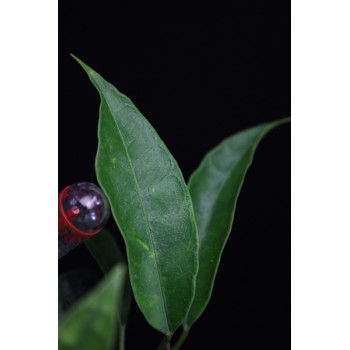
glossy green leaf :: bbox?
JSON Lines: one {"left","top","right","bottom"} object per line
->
{"left": 184, "top": 118, "right": 290, "bottom": 328}
{"left": 72, "top": 55, "right": 198, "bottom": 335}
{"left": 58, "top": 264, "right": 127, "bottom": 350}
{"left": 58, "top": 268, "right": 100, "bottom": 320}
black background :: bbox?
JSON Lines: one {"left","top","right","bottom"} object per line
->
{"left": 59, "top": 1, "right": 290, "bottom": 349}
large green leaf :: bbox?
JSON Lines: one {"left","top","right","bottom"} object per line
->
{"left": 58, "top": 264, "right": 127, "bottom": 350}
{"left": 72, "top": 55, "right": 198, "bottom": 335}
{"left": 184, "top": 118, "right": 290, "bottom": 328}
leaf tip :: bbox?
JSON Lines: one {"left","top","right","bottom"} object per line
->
{"left": 70, "top": 53, "right": 93, "bottom": 75}
{"left": 279, "top": 116, "right": 291, "bottom": 125}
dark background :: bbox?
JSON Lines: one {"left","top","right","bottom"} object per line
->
{"left": 59, "top": 1, "right": 290, "bottom": 349}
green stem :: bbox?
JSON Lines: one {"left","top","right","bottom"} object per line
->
{"left": 172, "top": 327, "right": 190, "bottom": 350}
{"left": 119, "top": 324, "right": 126, "bottom": 350}
{"left": 156, "top": 334, "right": 173, "bottom": 350}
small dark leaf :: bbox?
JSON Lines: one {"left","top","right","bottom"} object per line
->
{"left": 84, "top": 228, "right": 125, "bottom": 275}
{"left": 58, "top": 268, "right": 100, "bottom": 320}
{"left": 85, "top": 228, "right": 131, "bottom": 330}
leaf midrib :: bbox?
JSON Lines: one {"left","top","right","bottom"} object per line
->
{"left": 93, "top": 73, "right": 170, "bottom": 333}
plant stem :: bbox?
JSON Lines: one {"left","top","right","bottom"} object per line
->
{"left": 156, "top": 334, "right": 172, "bottom": 350}
{"left": 119, "top": 324, "right": 126, "bottom": 350}
{"left": 172, "top": 327, "right": 190, "bottom": 350}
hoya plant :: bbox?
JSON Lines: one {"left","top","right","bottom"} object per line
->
{"left": 58, "top": 55, "right": 290, "bottom": 350}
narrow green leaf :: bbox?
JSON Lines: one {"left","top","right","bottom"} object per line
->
{"left": 184, "top": 118, "right": 290, "bottom": 328}
{"left": 58, "top": 268, "right": 100, "bottom": 319}
{"left": 72, "top": 55, "right": 199, "bottom": 335}
{"left": 58, "top": 264, "right": 127, "bottom": 350}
